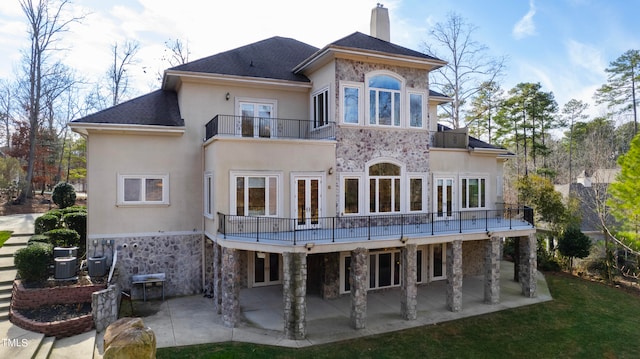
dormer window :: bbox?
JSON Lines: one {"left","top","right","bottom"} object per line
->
{"left": 368, "top": 74, "right": 401, "bottom": 127}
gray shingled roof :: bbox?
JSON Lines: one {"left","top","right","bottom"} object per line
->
{"left": 328, "top": 32, "right": 443, "bottom": 62}
{"left": 71, "top": 90, "right": 183, "bottom": 126}
{"left": 170, "top": 36, "right": 318, "bottom": 82}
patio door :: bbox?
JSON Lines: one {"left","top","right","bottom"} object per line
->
{"left": 252, "top": 252, "right": 281, "bottom": 287}
{"left": 435, "top": 177, "right": 455, "bottom": 219}
{"left": 294, "top": 176, "right": 321, "bottom": 230}
{"left": 430, "top": 243, "right": 446, "bottom": 280}
{"left": 239, "top": 102, "right": 273, "bottom": 138}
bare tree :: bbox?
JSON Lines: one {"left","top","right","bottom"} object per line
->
{"left": 16, "top": 0, "right": 83, "bottom": 202}
{"left": 561, "top": 99, "right": 589, "bottom": 186}
{"left": 108, "top": 40, "right": 140, "bottom": 106}
{"left": 423, "top": 12, "right": 507, "bottom": 129}
{"left": 0, "top": 79, "right": 15, "bottom": 148}
{"left": 163, "top": 38, "right": 190, "bottom": 67}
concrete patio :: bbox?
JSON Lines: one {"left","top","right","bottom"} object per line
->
{"left": 108, "top": 261, "right": 552, "bottom": 351}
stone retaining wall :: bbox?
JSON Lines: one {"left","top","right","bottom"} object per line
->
{"left": 10, "top": 280, "right": 105, "bottom": 338}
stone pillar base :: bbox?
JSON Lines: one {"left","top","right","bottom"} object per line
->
{"left": 283, "top": 252, "right": 307, "bottom": 340}
{"left": 446, "top": 240, "right": 463, "bottom": 312}
{"left": 401, "top": 244, "right": 417, "bottom": 320}
{"left": 350, "top": 248, "right": 368, "bottom": 329}
{"left": 484, "top": 237, "right": 501, "bottom": 304}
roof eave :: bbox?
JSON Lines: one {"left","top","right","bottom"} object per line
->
{"left": 69, "top": 122, "right": 185, "bottom": 137}
{"left": 164, "top": 70, "right": 312, "bottom": 91}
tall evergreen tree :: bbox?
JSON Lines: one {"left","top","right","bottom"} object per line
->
{"left": 608, "top": 133, "right": 640, "bottom": 236}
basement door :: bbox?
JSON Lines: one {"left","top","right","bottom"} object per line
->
{"left": 293, "top": 176, "right": 322, "bottom": 230}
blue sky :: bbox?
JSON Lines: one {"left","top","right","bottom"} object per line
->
{"left": 0, "top": 0, "right": 638, "bottom": 125}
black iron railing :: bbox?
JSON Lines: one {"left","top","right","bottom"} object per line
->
{"left": 217, "top": 207, "right": 534, "bottom": 245}
{"left": 205, "top": 115, "right": 335, "bottom": 141}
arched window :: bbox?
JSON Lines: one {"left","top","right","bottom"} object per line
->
{"left": 368, "top": 75, "right": 401, "bottom": 127}
{"left": 368, "top": 162, "right": 401, "bottom": 213}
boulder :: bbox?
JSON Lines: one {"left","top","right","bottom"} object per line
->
{"left": 104, "top": 317, "right": 156, "bottom": 359}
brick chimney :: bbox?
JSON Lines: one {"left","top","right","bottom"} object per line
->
{"left": 370, "top": 3, "right": 390, "bottom": 42}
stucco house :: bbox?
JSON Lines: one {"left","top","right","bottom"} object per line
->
{"left": 70, "top": 5, "right": 537, "bottom": 339}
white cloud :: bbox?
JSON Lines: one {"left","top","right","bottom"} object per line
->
{"left": 512, "top": 0, "right": 536, "bottom": 39}
{"left": 566, "top": 39, "right": 607, "bottom": 79}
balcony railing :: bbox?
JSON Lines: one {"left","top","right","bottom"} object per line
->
{"left": 205, "top": 115, "right": 335, "bottom": 141}
{"left": 217, "top": 207, "right": 534, "bottom": 245}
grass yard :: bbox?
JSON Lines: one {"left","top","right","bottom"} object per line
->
{"left": 0, "top": 230, "right": 12, "bottom": 247}
{"left": 157, "top": 273, "right": 640, "bottom": 359}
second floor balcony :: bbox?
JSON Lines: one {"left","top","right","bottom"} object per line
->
{"left": 205, "top": 115, "right": 336, "bottom": 142}
{"left": 217, "top": 207, "right": 535, "bottom": 246}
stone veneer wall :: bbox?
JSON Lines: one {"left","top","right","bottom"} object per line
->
{"left": 333, "top": 59, "right": 431, "bottom": 214}
{"left": 88, "top": 233, "right": 203, "bottom": 300}
{"left": 203, "top": 239, "right": 214, "bottom": 296}
{"left": 322, "top": 252, "right": 340, "bottom": 299}
{"left": 92, "top": 283, "right": 122, "bottom": 332}
{"left": 462, "top": 240, "right": 486, "bottom": 277}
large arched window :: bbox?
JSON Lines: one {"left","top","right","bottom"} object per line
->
{"left": 368, "top": 75, "right": 401, "bottom": 127}
{"left": 368, "top": 162, "right": 401, "bottom": 213}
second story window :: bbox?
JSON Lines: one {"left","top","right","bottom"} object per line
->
{"left": 312, "top": 88, "right": 329, "bottom": 128}
{"left": 368, "top": 75, "right": 401, "bottom": 127}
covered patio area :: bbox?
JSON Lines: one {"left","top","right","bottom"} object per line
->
{"left": 118, "top": 261, "right": 552, "bottom": 349}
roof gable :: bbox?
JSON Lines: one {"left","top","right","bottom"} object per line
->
{"left": 170, "top": 36, "right": 318, "bottom": 82}
{"left": 329, "top": 32, "right": 441, "bottom": 61}
{"left": 71, "top": 90, "right": 183, "bottom": 127}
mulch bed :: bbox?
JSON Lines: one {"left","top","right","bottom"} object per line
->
{"left": 16, "top": 303, "right": 92, "bottom": 323}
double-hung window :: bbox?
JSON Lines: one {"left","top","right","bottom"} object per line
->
{"left": 408, "top": 175, "right": 425, "bottom": 212}
{"left": 340, "top": 82, "right": 363, "bottom": 125}
{"left": 408, "top": 91, "right": 425, "bottom": 128}
{"left": 461, "top": 177, "right": 487, "bottom": 209}
{"left": 232, "top": 173, "right": 280, "bottom": 216}
{"left": 204, "top": 172, "right": 213, "bottom": 218}
{"left": 368, "top": 75, "right": 401, "bottom": 127}
{"left": 312, "top": 88, "right": 329, "bottom": 128}
{"left": 341, "top": 175, "right": 363, "bottom": 215}
{"left": 118, "top": 174, "right": 169, "bottom": 206}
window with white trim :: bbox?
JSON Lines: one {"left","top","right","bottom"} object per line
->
{"left": 461, "top": 177, "right": 487, "bottom": 209}
{"left": 408, "top": 175, "right": 424, "bottom": 212}
{"left": 368, "top": 74, "right": 401, "bottom": 127}
{"left": 118, "top": 174, "right": 169, "bottom": 205}
{"left": 312, "top": 88, "right": 329, "bottom": 128}
{"left": 340, "top": 82, "right": 363, "bottom": 125}
{"left": 231, "top": 173, "right": 280, "bottom": 216}
{"left": 204, "top": 172, "right": 213, "bottom": 217}
{"left": 408, "top": 91, "right": 425, "bottom": 128}
{"left": 341, "top": 174, "right": 363, "bottom": 215}
{"left": 368, "top": 162, "right": 401, "bottom": 213}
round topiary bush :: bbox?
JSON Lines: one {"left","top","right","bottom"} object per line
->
{"left": 27, "top": 234, "right": 50, "bottom": 246}
{"left": 61, "top": 205, "right": 87, "bottom": 215}
{"left": 34, "top": 214, "right": 60, "bottom": 235}
{"left": 45, "top": 228, "right": 80, "bottom": 249}
{"left": 14, "top": 242, "right": 53, "bottom": 283}
{"left": 52, "top": 182, "right": 76, "bottom": 209}
{"left": 45, "top": 209, "right": 64, "bottom": 219}
{"left": 63, "top": 212, "right": 87, "bottom": 255}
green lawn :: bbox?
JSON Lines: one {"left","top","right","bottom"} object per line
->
{"left": 157, "top": 273, "right": 640, "bottom": 359}
{"left": 0, "top": 231, "right": 12, "bottom": 247}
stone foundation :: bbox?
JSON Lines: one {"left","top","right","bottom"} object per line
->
{"left": 322, "top": 252, "right": 340, "bottom": 299}
{"left": 88, "top": 233, "right": 204, "bottom": 300}
{"left": 400, "top": 244, "right": 417, "bottom": 320}
{"left": 484, "top": 237, "right": 501, "bottom": 304}
{"left": 519, "top": 234, "right": 537, "bottom": 298}
{"left": 221, "top": 247, "right": 240, "bottom": 327}
{"left": 462, "top": 240, "right": 485, "bottom": 276}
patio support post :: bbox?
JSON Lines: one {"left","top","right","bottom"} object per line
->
{"left": 350, "top": 247, "right": 368, "bottom": 329}
{"left": 484, "top": 236, "right": 501, "bottom": 304}
{"left": 221, "top": 247, "right": 241, "bottom": 327}
{"left": 213, "top": 242, "right": 222, "bottom": 314}
{"left": 446, "top": 239, "right": 463, "bottom": 312}
{"left": 400, "top": 243, "right": 417, "bottom": 320}
{"left": 283, "top": 252, "right": 307, "bottom": 340}
{"left": 519, "top": 233, "right": 537, "bottom": 298}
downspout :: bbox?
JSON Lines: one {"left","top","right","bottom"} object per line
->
{"left": 202, "top": 141, "right": 206, "bottom": 292}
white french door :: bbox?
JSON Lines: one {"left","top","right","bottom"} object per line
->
{"left": 293, "top": 176, "right": 322, "bottom": 230}
{"left": 239, "top": 102, "right": 274, "bottom": 138}
{"left": 435, "top": 177, "right": 455, "bottom": 219}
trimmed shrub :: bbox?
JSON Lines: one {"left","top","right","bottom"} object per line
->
{"left": 14, "top": 242, "right": 53, "bottom": 283}
{"left": 45, "top": 228, "right": 80, "bottom": 249}
{"left": 34, "top": 214, "right": 60, "bottom": 235}
{"left": 52, "top": 182, "right": 76, "bottom": 209}
{"left": 63, "top": 212, "right": 87, "bottom": 255}
{"left": 61, "top": 205, "right": 87, "bottom": 215}
{"left": 45, "top": 209, "right": 64, "bottom": 219}
{"left": 27, "top": 234, "right": 50, "bottom": 246}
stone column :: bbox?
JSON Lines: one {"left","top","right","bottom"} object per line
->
{"left": 283, "top": 252, "right": 307, "bottom": 340}
{"left": 519, "top": 234, "right": 537, "bottom": 298}
{"left": 446, "top": 240, "right": 463, "bottom": 312}
{"left": 213, "top": 242, "right": 222, "bottom": 314}
{"left": 221, "top": 247, "right": 240, "bottom": 327}
{"left": 350, "top": 247, "right": 368, "bottom": 329}
{"left": 400, "top": 244, "right": 417, "bottom": 320}
{"left": 322, "top": 252, "right": 340, "bottom": 299}
{"left": 484, "top": 237, "right": 501, "bottom": 304}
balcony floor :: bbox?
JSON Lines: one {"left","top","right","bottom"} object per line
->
{"left": 218, "top": 217, "right": 535, "bottom": 247}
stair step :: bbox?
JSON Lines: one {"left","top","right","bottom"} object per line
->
{"left": 49, "top": 329, "right": 96, "bottom": 359}
{"left": 0, "top": 283, "right": 12, "bottom": 294}
{"left": 0, "top": 309, "right": 7, "bottom": 321}
{"left": 33, "top": 336, "right": 56, "bottom": 359}
{"left": 0, "top": 256, "right": 15, "bottom": 270}
{"left": 0, "top": 302, "right": 8, "bottom": 312}
{"left": 0, "top": 269, "right": 17, "bottom": 284}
